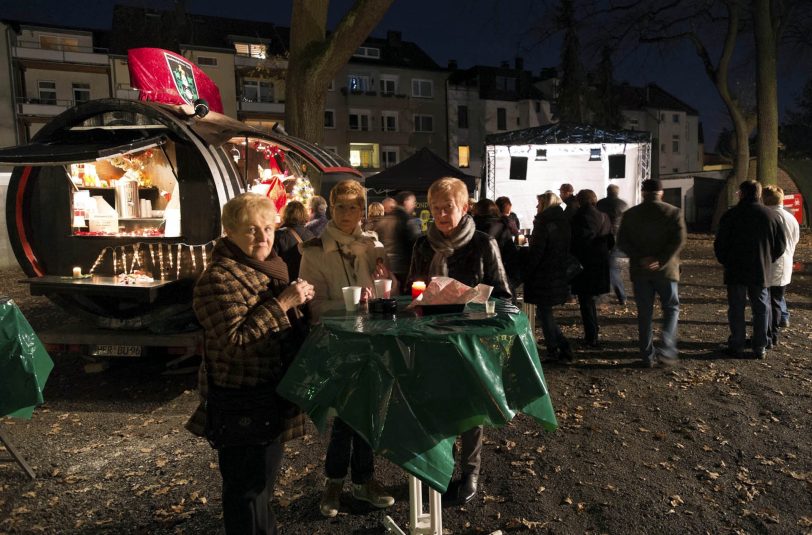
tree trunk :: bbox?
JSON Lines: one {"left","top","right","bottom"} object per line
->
{"left": 286, "top": 0, "right": 394, "bottom": 143}
{"left": 754, "top": 0, "right": 779, "bottom": 185}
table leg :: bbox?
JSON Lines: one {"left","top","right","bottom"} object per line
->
{"left": 383, "top": 474, "right": 443, "bottom": 535}
{"left": 0, "top": 426, "right": 36, "bottom": 479}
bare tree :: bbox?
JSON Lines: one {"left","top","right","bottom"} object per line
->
{"left": 285, "top": 0, "right": 394, "bottom": 143}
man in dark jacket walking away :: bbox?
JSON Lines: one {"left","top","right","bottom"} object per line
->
{"left": 617, "top": 180, "right": 686, "bottom": 367}
{"left": 379, "top": 191, "right": 423, "bottom": 290}
{"left": 714, "top": 180, "right": 786, "bottom": 359}
{"left": 597, "top": 184, "right": 629, "bottom": 305}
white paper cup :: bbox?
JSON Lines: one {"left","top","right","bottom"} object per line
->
{"left": 374, "top": 278, "right": 392, "bottom": 299}
{"left": 342, "top": 286, "right": 362, "bottom": 311}
{"left": 485, "top": 299, "right": 496, "bottom": 314}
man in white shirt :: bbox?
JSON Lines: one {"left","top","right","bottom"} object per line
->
{"left": 762, "top": 186, "right": 800, "bottom": 345}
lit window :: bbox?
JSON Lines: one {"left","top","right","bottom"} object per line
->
{"left": 72, "top": 83, "right": 90, "bottom": 105}
{"left": 535, "top": 149, "right": 547, "bottom": 161}
{"left": 413, "top": 114, "right": 433, "bottom": 133}
{"left": 589, "top": 148, "right": 601, "bottom": 161}
{"left": 324, "top": 110, "right": 335, "bottom": 129}
{"left": 411, "top": 79, "right": 433, "bottom": 98}
{"left": 39, "top": 35, "right": 79, "bottom": 52}
{"left": 458, "top": 146, "right": 470, "bottom": 168}
{"left": 349, "top": 143, "right": 379, "bottom": 168}
{"left": 234, "top": 42, "right": 267, "bottom": 59}
{"left": 347, "top": 75, "right": 371, "bottom": 93}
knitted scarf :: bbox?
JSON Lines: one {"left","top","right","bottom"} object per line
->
{"left": 321, "top": 220, "right": 376, "bottom": 290}
{"left": 426, "top": 214, "right": 476, "bottom": 277}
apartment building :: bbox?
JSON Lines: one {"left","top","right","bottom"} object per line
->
{"left": 447, "top": 58, "right": 553, "bottom": 176}
{"left": 322, "top": 31, "right": 447, "bottom": 174}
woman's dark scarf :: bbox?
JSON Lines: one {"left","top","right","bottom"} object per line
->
{"left": 426, "top": 213, "right": 476, "bottom": 277}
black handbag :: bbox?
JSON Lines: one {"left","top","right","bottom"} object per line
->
{"left": 564, "top": 254, "right": 584, "bottom": 281}
{"left": 204, "top": 383, "right": 282, "bottom": 449}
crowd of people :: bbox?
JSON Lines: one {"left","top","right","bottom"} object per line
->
{"left": 187, "top": 175, "right": 801, "bottom": 534}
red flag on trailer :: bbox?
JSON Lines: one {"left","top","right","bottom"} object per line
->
{"left": 127, "top": 48, "right": 223, "bottom": 113}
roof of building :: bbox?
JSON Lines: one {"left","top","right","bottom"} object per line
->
{"left": 485, "top": 123, "right": 651, "bottom": 146}
{"left": 448, "top": 65, "right": 546, "bottom": 101}
{"left": 348, "top": 31, "right": 441, "bottom": 71}
{"left": 616, "top": 83, "right": 699, "bottom": 115}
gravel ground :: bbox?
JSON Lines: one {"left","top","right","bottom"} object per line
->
{"left": 1, "top": 233, "right": 811, "bottom": 534}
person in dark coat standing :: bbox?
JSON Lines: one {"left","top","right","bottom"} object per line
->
{"left": 305, "top": 195, "right": 329, "bottom": 238}
{"left": 380, "top": 191, "right": 423, "bottom": 291}
{"left": 570, "top": 189, "right": 613, "bottom": 347}
{"left": 714, "top": 180, "right": 786, "bottom": 359}
{"left": 596, "top": 184, "right": 629, "bottom": 305}
{"left": 617, "top": 180, "right": 686, "bottom": 367}
{"left": 559, "top": 183, "right": 578, "bottom": 219}
{"left": 274, "top": 200, "right": 315, "bottom": 280}
{"left": 522, "top": 191, "right": 574, "bottom": 361}
{"left": 407, "top": 177, "right": 512, "bottom": 508}
{"left": 495, "top": 196, "right": 521, "bottom": 236}
{"left": 473, "top": 198, "right": 519, "bottom": 289}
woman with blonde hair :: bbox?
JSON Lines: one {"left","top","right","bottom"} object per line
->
{"left": 363, "top": 201, "right": 385, "bottom": 235}
{"left": 406, "top": 177, "right": 511, "bottom": 507}
{"left": 299, "top": 179, "right": 397, "bottom": 518}
{"left": 523, "top": 191, "right": 574, "bottom": 360}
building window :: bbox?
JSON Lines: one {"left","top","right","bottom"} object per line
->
{"left": 535, "top": 101, "right": 541, "bottom": 113}
{"left": 324, "top": 109, "right": 335, "bottom": 129}
{"left": 381, "top": 111, "right": 398, "bottom": 132}
{"left": 327, "top": 79, "right": 335, "bottom": 91}
{"left": 672, "top": 134, "right": 680, "bottom": 153}
{"left": 458, "top": 146, "right": 470, "bottom": 168}
{"left": 379, "top": 75, "right": 398, "bottom": 95}
{"left": 411, "top": 79, "right": 433, "bottom": 98}
{"left": 381, "top": 146, "right": 399, "bottom": 168}
{"left": 458, "top": 105, "right": 469, "bottom": 129}
{"left": 353, "top": 46, "right": 381, "bottom": 59}
{"left": 628, "top": 118, "right": 639, "bottom": 128}
{"left": 589, "top": 148, "right": 602, "bottom": 161}
{"left": 38, "top": 81, "right": 57, "bottom": 104}
{"left": 497, "top": 108, "right": 507, "bottom": 130}
{"left": 72, "top": 83, "right": 90, "bottom": 105}
{"left": 242, "top": 79, "right": 273, "bottom": 102}
{"left": 325, "top": 146, "right": 338, "bottom": 154}
{"left": 234, "top": 42, "right": 267, "bottom": 59}
{"left": 535, "top": 149, "right": 547, "bottom": 161}
{"left": 673, "top": 113, "right": 680, "bottom": 123}
{"left": 413, "top": 114, "right": 434, "bottom": 133}
{"left": 349, "top": 109, "right": 371, "bottom": 131}
{"left": 196, "top": 56, "right": 218, "bottom": 67}
{"left": 39, "top": 35, "right": 79, "bottom": 52}
{"left": 495, "top": 76, "right": 516, "bottom": 92}
{"left": 661, "top": 143, "right": 666, "bottom": 153}
{"left": 347, "top": 75, "right": 371, "bottom": 93}
{"left": 349, "top": 143, "right": 379, "bottom": 169}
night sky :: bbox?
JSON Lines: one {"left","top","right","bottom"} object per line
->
{"left": 0, "top": 0, "right": 807, "bottom": 149}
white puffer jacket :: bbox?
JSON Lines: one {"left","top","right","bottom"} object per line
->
{"left": 768, "top": 206, "right": 800, "bottom": 287}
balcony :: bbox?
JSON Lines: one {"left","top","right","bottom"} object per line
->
{"left": 12, "top": 41, "right": 109, "bottom": 66}
{"left": 16, "top": 97, "right": 71, "bottom": 116}
{"left": 238, "top": 100, "right": 285, "bottom": 114}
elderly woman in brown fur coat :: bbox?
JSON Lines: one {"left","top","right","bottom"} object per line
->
{"left": 189, "top": 193, "right": 314, "bottom": 535}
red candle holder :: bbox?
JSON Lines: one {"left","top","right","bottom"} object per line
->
{"left": 411, "top": 281, "right": 426, "bottom": 299}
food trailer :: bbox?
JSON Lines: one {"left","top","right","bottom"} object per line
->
{"left": 0, "top": 98, "right": 360, "bottom": 359}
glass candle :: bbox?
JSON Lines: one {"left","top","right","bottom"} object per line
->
{"left": 411, "top": 281, "right": 426, "bottom": 299}
{"left": 72, "top": 266, "right": 82, "bottom": 278}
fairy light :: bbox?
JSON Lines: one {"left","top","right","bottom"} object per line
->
{"left": 201, "top": 244, "right": 208, "bottom": 268}
{"left": 190, "top": 244, "right": 197, "bottom": 271}
{"left": 112, "top": 248, "right": 118, "bottom": 276}
{"left": 176, "top": 243, "right": 182, "bottom": 279}
{"left": 158, "top": 244, "right": 165, "bottom": 280}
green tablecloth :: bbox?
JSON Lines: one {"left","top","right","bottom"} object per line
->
{"left": 277, "top": 299, "right": 557, "bottom": 492}
{"left": 0, "top": 298, "right": 53, "bottom": 419}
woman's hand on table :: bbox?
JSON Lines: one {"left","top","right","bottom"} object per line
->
{"left": 360, "top": 287, "right": 374, "bottom": 303}
{"left": 277, "top": 279, "right": 314, "bottom": 311}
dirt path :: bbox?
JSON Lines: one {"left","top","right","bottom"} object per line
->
{"left": 1, "top": 234, "right": 810, "bottom": 534}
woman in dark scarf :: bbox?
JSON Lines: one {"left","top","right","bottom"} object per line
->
{"left": 406, "top": 177, "right": 512, "bottom": 507}
{"left": 189, "top": 193, "right": 314, "bottom": 535}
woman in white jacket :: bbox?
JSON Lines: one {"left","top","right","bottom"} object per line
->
{"left": 299, "top": 179, "right": 397, "bottom": 518}
{"left": 763, "top": 186, "right": 800, "bottom": 345}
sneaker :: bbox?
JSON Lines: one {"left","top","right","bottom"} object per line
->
{"left": 352, "top": 479, "right": 394, "bottom": 508}
{"left": 319, "top": 479, "right": 343, "bottom": 518}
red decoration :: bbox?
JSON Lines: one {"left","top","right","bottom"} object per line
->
{"left": 260, "top": 175, "right": 287, "bottom": 213}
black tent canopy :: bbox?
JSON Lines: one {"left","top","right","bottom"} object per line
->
{"left": 364, "top": 147, "right": 477, "bottom": 195}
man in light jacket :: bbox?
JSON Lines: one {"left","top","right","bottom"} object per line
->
{"left": 762, "top": 185, "right": 800, "bottom": 345}
{"left": 617, "top": 179, "right": 686, "bottom": 367}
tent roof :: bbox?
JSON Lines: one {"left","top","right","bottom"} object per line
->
{"left": 365, "top": 147, "right": 477, "bottom": 194}
{"left": 485, "top": 123, "right": 651, "bottom": 146}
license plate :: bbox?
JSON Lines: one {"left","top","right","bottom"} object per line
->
{"left": 91, "top": 344, "right": 142, "bottom": 357}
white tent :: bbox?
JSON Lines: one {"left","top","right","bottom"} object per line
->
{"left": 484, "top": 125, "right": 652, "bottom": 230}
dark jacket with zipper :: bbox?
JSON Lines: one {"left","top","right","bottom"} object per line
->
{"left": 522, "top": 205, "right": 572, "bottom": 306}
